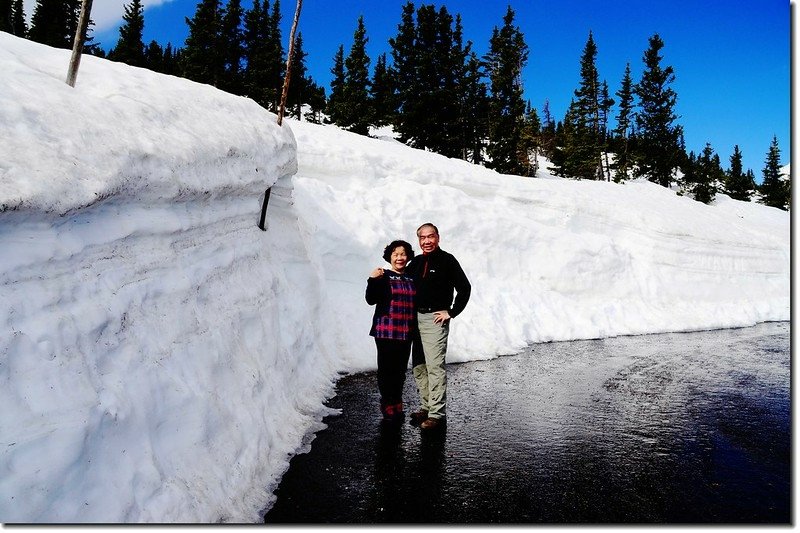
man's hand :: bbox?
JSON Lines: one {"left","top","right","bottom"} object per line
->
{"left": 433, "top": 310, "right": 451, "bottom": 325}
{"left": 370, "top": 267, "right": 385, "bottom": 278}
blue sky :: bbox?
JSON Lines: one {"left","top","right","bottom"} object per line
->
{"left": 89, "top": 0, "right": 790, "bottom": 177}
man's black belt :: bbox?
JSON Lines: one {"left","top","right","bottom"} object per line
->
{"left": 418, "top": 308, "right": 435, "bottom": 313}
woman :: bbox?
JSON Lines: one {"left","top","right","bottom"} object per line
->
{"left": 365, "top": 240, "right": 417, "bottom": 422}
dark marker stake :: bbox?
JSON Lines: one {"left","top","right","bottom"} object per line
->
{"left": 258, "top": 188, "right": 272, "bottom": 230}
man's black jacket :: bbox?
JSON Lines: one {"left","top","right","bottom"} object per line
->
{"left": 406, "top": 247, "right": 471, "bottom": 318}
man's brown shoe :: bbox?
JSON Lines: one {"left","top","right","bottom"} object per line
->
{"left": 420, "top": 417, "right": 444, "bottom": 430}
{"left": 409, "top": 410, "right": 428, "bottom": 426}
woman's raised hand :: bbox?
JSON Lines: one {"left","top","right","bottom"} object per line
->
{"left": 370, "top": 267, "right": 385, "bottom": 278}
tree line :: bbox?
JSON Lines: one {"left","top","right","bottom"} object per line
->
{"left": 3, "top": 0, "right": 789, "bottom": 210}
{"left": 4, "top": 0, "right": 326, "bottom": 118}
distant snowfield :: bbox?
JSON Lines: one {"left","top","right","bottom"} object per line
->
{"left": 0, "top": 34, "right": 790, "bottom": 523}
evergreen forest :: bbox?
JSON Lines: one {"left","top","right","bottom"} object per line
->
{"left": 3, "top": 0, "right": 790, "bottom": 209}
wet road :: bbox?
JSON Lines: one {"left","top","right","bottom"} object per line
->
{"left": 264, "top": 322, "right": 790, "bottom": 524}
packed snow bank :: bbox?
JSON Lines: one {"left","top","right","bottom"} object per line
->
{"left": 0, "top": 33, "right": 295, "bottom": 214}
{"left": 1, "top": 36, "right": 324, "bottom": 523}
{"left": 288, "top": 119, "right": 789, "bottom": 367}
{"left": 0, "top": 34, "right": 790, "bottom": 523}
{"left": 0, "top": 193, "right": 341, "bottom": 522}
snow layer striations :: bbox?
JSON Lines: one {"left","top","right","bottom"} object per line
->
{"left": 0, "top": 34, "right": 790, "bottom": 523}
{"left": 1, "top": 35, "right": 322, "bottom": 524}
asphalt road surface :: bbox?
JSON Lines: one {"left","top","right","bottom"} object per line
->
{"left": 264, "top": 322, "right": 790, "bottom": 524}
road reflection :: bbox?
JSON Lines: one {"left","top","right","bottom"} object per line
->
{"left": 265, "top": 322, "right": 789, "bottom": 524}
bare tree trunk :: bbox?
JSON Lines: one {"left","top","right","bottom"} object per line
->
{"left": 66, "top": 0, "right": 93, "bottom": 87}
{"left": 276, "top": 0, "right": 302, "bottom": 126}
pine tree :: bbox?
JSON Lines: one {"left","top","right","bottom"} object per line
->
{"left": 388, "top": 4, "right": 472, "bottom": 157}
{"left": 303, "top": 77, "right": 327, "bottom": 123}
{"left": 285, "top": 32, "right": 308, "bottom": 118}
{"left": 326, "top": 44, "right": 346, "bottom": 124}
{"left": 388, "top": 2, "right": 418, "bottom": 144}
{"left": 142, "top": 41, "right": 177, "bottom": 74}
{"left": 411, "top": 5, "right": 463, "bottom": 156}
{"left": 689, "top": 143, "right": 720, "bottom": 204}
{"left": 432, "top": 6, "right": 463, "bottom": 157}
{"left": 243, "top": 0, "right": 266, "bottom": 103}
{"left": 29, "top": 0, "right": 75, "bottom": 47}
{"left": 554, "top": 119, "right": 565, "bottom": 143}
{"left": 182, "top": 0, "right": 222, "bottom": 86}
{"left": 559, "top": 34, "right": 614, "bottom": 181}
{"left": 65, "top": 0, "right": 80, "bottom": 45}
{"left": 460, "top": 49, "right": 489, "bottom": 164}
{"left": 11, "top": 0, "right": 26, "bottom": 36}
{"left": 679, "top": 151, "right": 697, "bottom": 197}
{"left": 110, "top": 0, "right": 145, "bottom": 67}
{"left": 539, "top": 100, "right": 556, "bottom": 159}
{"left": 683, "top": 151, "right": 696, "bottom": 177}
{"left": 402, "top": 4, "right": 438, "bottom": 148}
{"left": 484, "top": 6, "right": 529, "bottom": 175}
{"left": 552, "top": 101, "right": 574, "bottom": 177}
{"left": 1, "top": 0, "right": 12, "bottom": 33}
{"left": 164, "top": 44, "right": 181, "bottom": 75}
{"left": 551, "top": 103, "right": 576, "bottom": 175}
{"left": 29, "top": 0, "right": 99, "bottom": 53}
{"left": 518, "top": 101, "right": 541, "bottom": 176}
{"left": 746, "top": 169, "right": 758, "bottom": 201}
{"left": 612, "top": 63, "right": 634, "bottom": 182}
{"left": 144, "top": 40, "right": 164, "bottom": 72}
{"left": 340, "top": 15, "right": 371, "bottom": 135}
{"left": 84, "top": 40, "right": 105, "bottom": 58}
{"left": 264, "top": 0, "right": 284, "bottom": 110}
{"left": 724, "top": 145, "right": 754, "bottom": 201}
{"left": 64, "top": 0, "right": 101, "bottom": 56}
{"left": 712, "top": 153, "right": 725, "bottom": 192}
{"left": 599, "top": 80, "right": 614, "bottom": 181}
{"left": 370, "top": 53, "right": 395, "bottom": 126}
{"left": 633, "top": 34, "right": 683, "bottom": 187}
{"left": 451, "top": 12, "right": 481, "bottom": 161}
{"left": 759, "top": 136, "right": 788, "bottom": 210}
{"left": 242, "top": 0, "right": 283, "bottom": 109}
{"left": 219, "top": 0, "right": 244, "bottom": 94}
{"left": 565, "top": 31, "right": 603, "bottom": 180}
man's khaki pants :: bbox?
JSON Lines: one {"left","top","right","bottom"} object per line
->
{"left": 411, "top": 311, "right": 449, "bottom": 420}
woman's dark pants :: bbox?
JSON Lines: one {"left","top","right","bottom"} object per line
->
{"left": 375, "top": 338, "right": 411, "bottom": 409}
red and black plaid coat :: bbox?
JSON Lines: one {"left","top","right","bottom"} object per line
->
{"left": 365, "top": 271, "right": 416, "bottom": 340}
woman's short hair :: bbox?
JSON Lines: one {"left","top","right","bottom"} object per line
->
{"left": 383, "top": 240, "right": 415, "bottom": 263}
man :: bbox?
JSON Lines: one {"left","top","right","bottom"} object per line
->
{"left": 407, "top": 223, "right": 471, "bottom": 430}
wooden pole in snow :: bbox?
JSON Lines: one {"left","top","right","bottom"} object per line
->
{"left": 260, "top": 0, "right": 300, "bottom": 230}
{"left": 66, "top": 0, "right": 93, "bottom": 87}
{"left": 276, "top": 0, "right": 302, "bottom": 126}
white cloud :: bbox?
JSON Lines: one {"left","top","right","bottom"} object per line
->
{"left": 22, "top": 0, "right": 177, "bottom": 32}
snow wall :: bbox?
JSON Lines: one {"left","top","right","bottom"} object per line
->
{"left": 287, "top": 120, "right": 790, "bottom": 371}
{"left": 0, "top": 34, "right": 790, "bottom": 522}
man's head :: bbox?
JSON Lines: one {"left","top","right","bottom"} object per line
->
{"left": 416, "top": 223, "right": 440, "bottom": 254}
